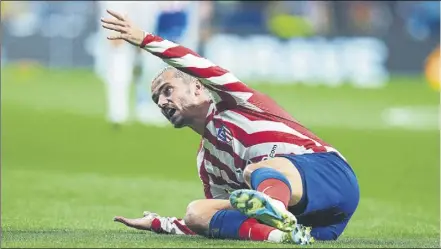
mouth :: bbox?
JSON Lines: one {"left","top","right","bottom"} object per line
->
{"left": 163, "top": 107, "right": 177, "bottom": 120}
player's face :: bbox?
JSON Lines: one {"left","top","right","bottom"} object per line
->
{"left": 151, "top": 72, "right": 203, "bottom": 128}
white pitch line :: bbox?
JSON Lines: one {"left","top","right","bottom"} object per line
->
{"left": 382, "top": 106, "right": 439, "bottom": 130}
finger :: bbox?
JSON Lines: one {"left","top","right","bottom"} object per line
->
{"left": 114, "top": 216, "right": 130, "bottom": 225}
{"left": 102, "top": 23, "right": 126, "bottom": 33}
{"left": 107, "top": 34, "right": 130, "bottom": 40}
{"left": 114, "top": 216, "right": 140, "bottom": 228}
{"left": 107, "top": 35, "right": 123, "bottom": 40}
{"left": 107, "top": 37, "right": 121, "bottom": 41}
{"left": 107, "top": 9, "right": 125, "bottom": 21}
{"left": 113, "top": 216, "right": 151, "bottom": 230}
{"left": 101, "top": 17, "right": 126, "bottom": 27}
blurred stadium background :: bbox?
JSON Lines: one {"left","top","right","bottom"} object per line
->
{"left": 1, "top": 1, "right": 440, "bottom": 247}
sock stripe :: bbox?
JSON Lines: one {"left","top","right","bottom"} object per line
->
{"left": 261, "top": 186, "right": 273, "bottom": 194}
{"left": 250, "top": 167, "right": 292, "bottom": 193}
{"left": 250, "top": 167, "right": 293, "bottom": 208}
{"left": 239, "top": 218, "right": 277, "bottom": 241}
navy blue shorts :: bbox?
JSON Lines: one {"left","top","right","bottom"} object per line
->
{"left": 279, "top": 152, "right": 360, "bottom": 240}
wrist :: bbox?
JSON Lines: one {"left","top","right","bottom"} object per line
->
{"left": 150, "top": 217, "right": 163, "bottom": 233}
{"left": 140, "top": 31, "right": 152, "bottom": 48}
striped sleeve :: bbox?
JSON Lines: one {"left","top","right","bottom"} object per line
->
{"left": 140, "top": 33, "right": 253, "bottom": 106}
{"left": 150, "top": 216, "right": 196, "bottom": 235}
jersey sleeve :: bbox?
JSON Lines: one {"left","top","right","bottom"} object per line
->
{"left": 140, "top": 33, "right": 255, "bottom": 108}
{"left": 150, "top": 216, "right": 196, "bottom": 235}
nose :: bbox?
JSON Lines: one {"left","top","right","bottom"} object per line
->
{"left": 157, "top": 95, "right": 168, "bottom": 108}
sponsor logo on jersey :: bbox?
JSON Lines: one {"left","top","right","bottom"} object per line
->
{"left": 245, "top": 145, "right": 278, "bottom": 165}
{"left": 269, "top": 144, "right": 278, "bottom": 158}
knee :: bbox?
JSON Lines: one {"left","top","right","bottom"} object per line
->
{"left": 183, "top": 200, "right": 206, "bottom": 235}
{"left": 243, "top": 162, "right": 292, "bottom": 189}
{"left": 184, "top": 200, "right": 200, "bottom": 228}
{"left": 243, "top": 157, "right": 294, "bottom": 186}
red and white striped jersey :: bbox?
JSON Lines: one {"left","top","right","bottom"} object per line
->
{"left": 141, "top": 34, "right": 344, "bottom": 200}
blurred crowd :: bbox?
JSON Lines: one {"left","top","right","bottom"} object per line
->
{"left": 1, "top": 1, "right": 439, "bottom": 84}
{"left": 1, "top": 1, "right": 439, "bottom": 127}
{"left": 1, "top": 1, "right": 439, "bottom": 39}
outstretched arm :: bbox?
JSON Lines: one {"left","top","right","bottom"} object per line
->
{"left": 114, "top": 211, "right": 196, "bottom": 235}
{"left": 139, "top": 34, "right": 246, "bottom": 93}
{"left": 101, "top": 9, "right": 255, "bottom": 108}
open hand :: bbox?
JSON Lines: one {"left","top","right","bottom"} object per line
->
{"left": 101, "top": 9, "right": 146, "bottom": 47}
{"left": 113, "top": 211, "right": 159, "bottom": 231}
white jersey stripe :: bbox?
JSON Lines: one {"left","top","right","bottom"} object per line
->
{"left": 204, "top": 159, "right": 241, "bottom": 186}
{"left": 145, "top": 40, "right": 179, "bottom": 53}
{"left": 165, "top": 54, "right": 216, "bottom": 69}
{"left": 207, "top": 183, "right": 231, "bottom": 200}
{"left": 247, "top": 142, "right": 315, "bottom": 161}
{"left": 207, "top": 90, "right": 223, "bottom": 104}
{"left": 196, "top": 145, "right": 205, "bottom": 176}
{"left": 202, "top": 138, "right": 237, "bottom": 174}
{"left": 325, "top": 146, "right": 346, "bottom": 161}
{"left": 206, "top": 103, "right": 215, "bottom": 118}
{"left": 203, "top": 72, "right": 241, "bottom": 86}
{"left": 222, "top": 110, "right": 322, "bottom": 146}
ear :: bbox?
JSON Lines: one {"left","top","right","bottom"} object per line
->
{"left": 194, "top": 80, "right": 204, "bottom": 96}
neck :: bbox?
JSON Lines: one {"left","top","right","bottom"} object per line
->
{"left": 188, "top": 100, "right": 211, "bottom": 136}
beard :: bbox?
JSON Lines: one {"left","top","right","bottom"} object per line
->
{"left": 169, "top": 110, "right": 187, "bottom": 128}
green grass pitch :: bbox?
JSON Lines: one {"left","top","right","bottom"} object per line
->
{"left": 1, "top": 65, "right": 439, "bottom": 248}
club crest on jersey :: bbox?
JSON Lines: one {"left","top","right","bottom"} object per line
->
{"left": 216, "top": 125, "right": 233, "bottom": 144}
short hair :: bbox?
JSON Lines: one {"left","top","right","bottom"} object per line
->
{"left": 152, "top": 66, "right": 197, "bottom": 85}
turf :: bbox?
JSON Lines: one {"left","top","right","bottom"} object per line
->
{"left": 1, "top": 65, "right": 439, "bottom": 248}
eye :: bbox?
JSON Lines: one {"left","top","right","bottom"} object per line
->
{"left": 164, "top": 86, "right": 173, "bottom": 97}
